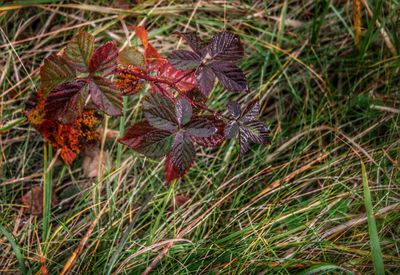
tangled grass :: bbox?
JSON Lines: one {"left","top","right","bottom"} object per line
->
{"left": 0, "top": 0, "right": 399, "bottom": 274}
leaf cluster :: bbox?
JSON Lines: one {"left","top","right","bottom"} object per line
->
{"left": 25, "top": 27, "right": 269, "bottom": 182}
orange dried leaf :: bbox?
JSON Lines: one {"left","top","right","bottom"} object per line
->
{"left": 27, "top": 108, "right": 100, "bottom": 165}
{"left": 115, "top": 66, "right": 145, "bottom": 95}
{"left": 132, "top": 26, "right": 162, "bottom": 63}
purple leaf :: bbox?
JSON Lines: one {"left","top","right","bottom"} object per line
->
{"left": 89, "top": 41, "right": 118, "bottom": 76}
{"left": 177, "top": 32, "right": 206, "bottom": 55}
{"left": 65, "top": 31, "right": 95, "bottom": 72}
{"left": 238, "top": 121, "right": 269, "bottom": 155}
{"left": 89, "top": 77, "right": 122, "bottom": 116}
{"left": 224, "top": 120, "right": 239, "bottom": 139}
{"left": 45, "top": 80, "right": 89, "bottom": 123}
{"left": 241, "top": 100, "right": 260, "bottom": 122}
{"left": 185, "top": 89, "right": 207, "bottom": 114}
{"left": 224, "top": 99, "right": 269, "bottom": 155}
{"left": 207, "top": 31, "right": 244, "bottom": 61}
{"left": 118, "top": 120, "right": 173, "bottom": 158}
{"left": 211, "top": 61, "right": 247, "bottom": 92}
{"left": 175, "top": 97, "right": 192, "bottom": 126}
{"left": 170, "top": 131, "right": 195, "bottom": 173}
{"left": 241, "top": 121, "right": 268, "bottom": 144}
{"left": 189, "top": 116, "right": 225, "bottom": 147}
{"left": 227, "top": 101, "right": 241, "bottom": 119}
{"left": 195, "top": 65, "right": 215, "bottom": 97}
{"left": 186, "top": 117, "right": 217, "bottom": 137}
{"left": 40, "top": 54, "right": 76, "bottom": 93}
{"left": 143, "top": 94, "right": 178, "bottom": 132}
{"left": 238, "top": 128, "right": 250, "bottom": 156}
{"left": 185, "top": 89, "right": 207, "bottom": 103}
{"left": 168, "top": 50, "right": 200, "bottom": 71}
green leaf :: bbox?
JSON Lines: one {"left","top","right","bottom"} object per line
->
{"left": 118, "top": 46, "right": 144, "bottom": 66}
{"left": 361, "top": 160, "right": 385, "bottom": 275}
{"left": 65, "top": 31, "right": 95, "bottom": 72}
{"left": 89, "top": 77, "right": 122, "bottom": 116}
{"left": 40, "top": 54, "right": 76, "bottom": 94}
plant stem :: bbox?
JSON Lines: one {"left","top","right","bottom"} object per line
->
{"left": 118, "top": 67, "right": 229, "bottom": 120}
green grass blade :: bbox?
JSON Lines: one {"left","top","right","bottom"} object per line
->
{"left": 300, "top": 263, "right": 353, "bottom": 275}
{"left": 42, "top": 143, "right": 53, "bottom": 243}
{"left": 0, "top": 117, "right": 26, "bottom": 133}
{"left": 106, "top": 193, "right": 155, "bottom": 275}
{"left": 361, "top": 160, "right": 385, "bottom": 275}
{"left": 0, "top": 225, "right": 29, "bottom": 274}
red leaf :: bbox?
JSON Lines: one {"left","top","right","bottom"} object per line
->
{"left": 165, "top": 150, "right": 193, "bottom": 183}
{"left": 161, "top": 61, "right": 197, "bottom": 93}
{"left": 224, "top": 120, "right": 239, "bottom": 139}
{"left": 170, "top": 132, "right": 195, "bottom": 173}
{"left": 143, "top": 93, "right": 178, "bottom": 132}
{"left": 44, "top": 80, "right": 89, "bottom": 123}
{"left": 165, "top": 132, "right": 196, "bottom": 183}
{"left": 131, "top": 26, "right": 196, "bottom": 95}
{"left": 224, "top": 100, "right": 269, "bottom": 155}
{"left": 165, "top": 153, "right": 181, "bottom": 183}
{"left": 89, "top": 41, "right": 118, "bottom": 76}
{"left": 186, "top": 117, "right": 216, "bottom": 138}
{"left": 149, "top": 59, "right": 197, "bottom": 95}
{"left": 227, "top": 101, "right": 241, "bottom": 119}
{"left": 118, "top": 120, "right": 173, "bottom": 158}
{"left": 241, "top": 100, "right": 260, "bottom": 122}
{"left": 89, "top": 77, "right": 122, "bottom": 116}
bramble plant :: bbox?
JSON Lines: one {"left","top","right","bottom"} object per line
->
{"left": 25, "top": 26, "right": 269, "bottom": 183}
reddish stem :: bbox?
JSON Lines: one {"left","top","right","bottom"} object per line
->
{"left": 118, "top": 67, "right": 228, "bottom": 120}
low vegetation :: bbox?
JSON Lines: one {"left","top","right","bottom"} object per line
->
{"left": 0, "top": 1, "right": 399, "bottom": 274}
